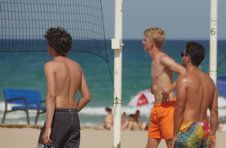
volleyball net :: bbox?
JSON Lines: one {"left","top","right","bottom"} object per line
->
{"left": 0, "top": 0, "right": 111, "bottom": 61}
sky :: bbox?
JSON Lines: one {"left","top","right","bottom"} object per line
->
{"left": 102, "top": 0, "right": 226, "bottom": 40}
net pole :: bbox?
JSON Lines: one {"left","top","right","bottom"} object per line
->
{"left": 209, "top": 0, "right": 218, "bottom": 84}
{"left": 111, "top": 0, "right": 123, "bottom": 147}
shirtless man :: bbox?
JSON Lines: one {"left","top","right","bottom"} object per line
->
{"left": 38, "top": 27, "right": 91, "bottom": 148}
{"left": 143, "top": 27, "right": 186, "bottom": 148}
{"left": 173, "top": 42, "right": 218, "bottom": 147}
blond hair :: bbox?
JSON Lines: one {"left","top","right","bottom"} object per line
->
{"left": 144, "top": 27, "right": 165, "bottom": 49}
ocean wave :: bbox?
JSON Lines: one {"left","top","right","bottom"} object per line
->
{"left": 79, "top": 105, "right": 152, "bottom": 116}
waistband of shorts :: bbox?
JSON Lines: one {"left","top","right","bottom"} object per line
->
{"left": 182, "top": 120, "right": 209, "bottom": 126}
{"left": 55, "top": 108, "right": 77, "bottom": 113}
{"left": 196, "top": 121, "right": 207, "bottom": 126}
{"left": 154, "top": 99, "right": 176, "bottom": 107}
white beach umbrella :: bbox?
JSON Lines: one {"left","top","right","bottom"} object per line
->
{"left": 128, "top": 89, "right": 155, "bottom": 107}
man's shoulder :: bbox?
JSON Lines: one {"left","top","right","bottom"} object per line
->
{"left": 158, "top": 53, "right": 169, "bottom": 60}
{"left": 44, "top": 60, "right": 58, "bottom": 68}
{"left": 69, "top": 59, "right": 82, "bottom": 70}
{"left": 44, "top": 60, "right": 55, "bottom": 67}
{"left": 201, "top": 72, "right": 215, "bottom": 86}
{"left": 177, "top": 73, "right": 190, "bottom": 85}
{"left": 178, "top": 73, "right": 188, "bottom": 80}
{"left": 181, "top": 71, "right": 200, "bottom": 81}
{"left": 43, "top": 61, "right": 57, "bottom": 73}
{"left": 185, "top": 71, "right": 215, "bottom": 86}
{"left": 158, "top": 53, "right": 175, "bottom": 64}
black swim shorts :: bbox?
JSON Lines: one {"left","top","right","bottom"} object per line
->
{"left": 38, "top": 108, "right": 80, "bottom": 148}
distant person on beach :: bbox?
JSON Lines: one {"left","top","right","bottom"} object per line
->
{"left": 127, "top": 114, "right": 141, "bottom": 130}
{"left": 121, "top": 112, "right": 129, "bottom": 130}
{"left": 134, "top": 110, "right": 142, "bottom": 129}
{"left": 103, "top": 107, "right": 113, "bottom": 130}
{"left": 134, "top": 110, "right": 149, "bottom": 131}
{"left": 38, "top": 27, "right": 91, "bottom": 148}
{"left": 173, "top": 42, "right": 218, "bottom": 147}
{"left": 143, "top": 27, "right": 186, "bottom": 148}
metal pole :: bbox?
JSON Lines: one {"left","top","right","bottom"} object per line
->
{"left": 209, "top": 0, "right": 218, "bottom": 84}
{"left": 111, "top": 0, "right": 123, "bottom": 147}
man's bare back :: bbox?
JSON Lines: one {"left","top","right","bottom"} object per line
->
{"left": 177, "top": 69, "right": 216, "bottom": 122}
{"left": 45, "top": 56, "right": 83, "bottom": 109}
{"left": 39, "top": 27, "right": 90, "bottom": 146}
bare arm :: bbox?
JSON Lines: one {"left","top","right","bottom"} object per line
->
{"left": 160, "top": 55, "right": 186, "bottom": 94}
{"left": 160, "top": 55, "right": 186, "bottom": 75}
{"left": 210, "top": 88, "right": 218, "bottom": 136}
{"left": 43, "top": 63, "right": 56, "bottom": 144}
{"left": 174, "top": 76, "right": 187, "bottom": 137}
{"left": 77, "top": 71, "right": 91, "bottom": 111}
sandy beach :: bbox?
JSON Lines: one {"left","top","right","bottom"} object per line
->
{"left": 0, "top": 125, "right": 226, "bottom": 148}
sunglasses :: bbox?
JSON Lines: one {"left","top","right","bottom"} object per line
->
{"left": 180, "top": 51, "right": 189, "bottom": 58}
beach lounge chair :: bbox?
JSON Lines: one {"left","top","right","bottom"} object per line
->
{"left": 2, "top": 88, "right": 46, "bottom": 125}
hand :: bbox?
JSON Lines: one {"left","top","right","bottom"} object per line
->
{"left": 161, "top": 88, "right": 170, "bottom": 100}
{"left": 42, "top": 127, "right": 52, "bottom": 145}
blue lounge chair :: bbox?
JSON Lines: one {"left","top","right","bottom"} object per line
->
{"left": 2, "top": 88, "right": 46, "bottom": 125}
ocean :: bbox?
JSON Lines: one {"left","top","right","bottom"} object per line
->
{"left": 0, "top": 39, "right": 226, "bottom": 125}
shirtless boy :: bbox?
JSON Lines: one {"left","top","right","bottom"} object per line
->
{"left": 38, "top": 27, "right": 91, "bottom": 148}
{"left": 143, "top": 27, "right": 186, "bottom": 148}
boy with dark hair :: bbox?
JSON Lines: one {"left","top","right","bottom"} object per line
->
{"left": 38, "top": 27, "right": 91, "bottom": 148}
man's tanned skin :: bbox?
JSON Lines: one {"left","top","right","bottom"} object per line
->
{"left": 143, "top": 27, "right": 185, "bottom": 148}
{"left": 173, "top": 42, "right": 218, "bottom": 148}
{"left": 38, "top": 27, "right": 90, "bottom": 147}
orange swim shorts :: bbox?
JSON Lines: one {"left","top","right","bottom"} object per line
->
{"left": 148, "top": 99, "right": 176, "bottom": 140}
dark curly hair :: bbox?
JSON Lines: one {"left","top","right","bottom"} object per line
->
{"left": 45, "top": 27, "right": 72, "bottom": 56}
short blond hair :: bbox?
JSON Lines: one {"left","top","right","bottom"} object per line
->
{"left": 144, "top": 27, "right": 165, "bottom": 49}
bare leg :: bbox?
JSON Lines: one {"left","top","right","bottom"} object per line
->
{"left": 165, "top": 139, "right": 173, "bottom": 148}
{"left": 146, "top": 138, "right": 161, "bottom": 148}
